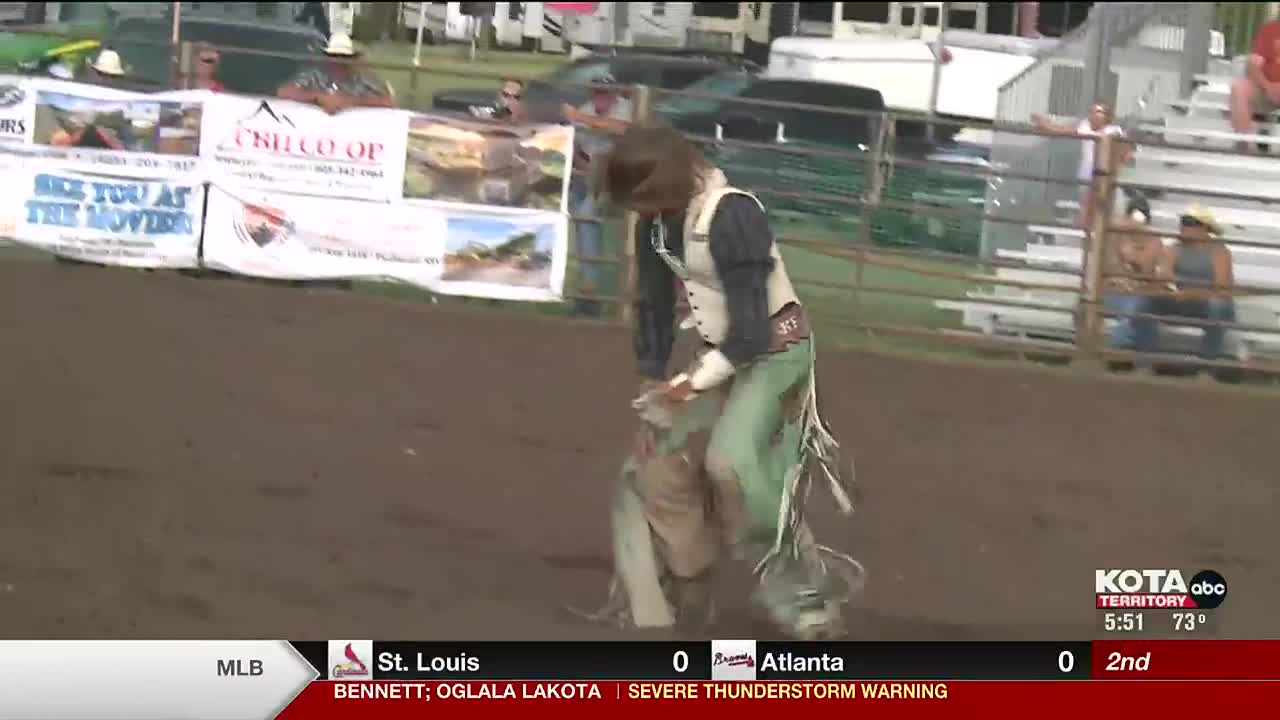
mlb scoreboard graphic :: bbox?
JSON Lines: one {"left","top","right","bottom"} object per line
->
{"left": 0, "top": 570, "right": 1252, "bottom": 717}
{"left": 0, "top": 637, "right": 1274, "bottom": 719}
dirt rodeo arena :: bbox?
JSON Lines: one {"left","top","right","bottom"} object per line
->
{"left": 0, "top": 260, "right": 1275, "bottom": 642}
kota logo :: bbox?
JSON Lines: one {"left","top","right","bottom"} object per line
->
{"left": 331, "top": 642, "right": 370, "bottom": 679}
{"left": 1095, "top": 569, "right": 1228, "bottom": 610}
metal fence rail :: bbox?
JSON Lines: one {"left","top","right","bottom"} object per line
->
{"left": 4, "top": 27, "right": 1280, "bottom": 382}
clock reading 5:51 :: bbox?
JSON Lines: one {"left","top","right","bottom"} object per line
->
{"left": 1104, "top": 612, "right": 1145, "bottom": 632}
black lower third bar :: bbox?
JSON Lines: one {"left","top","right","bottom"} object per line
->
{"left": 370, "top": 642, "right": 715, "bottom": 680}
{"left": 754, "top": 642, "right": 1093, "bottom": 680}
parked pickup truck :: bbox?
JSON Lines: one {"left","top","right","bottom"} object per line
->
{"left": 658, "top": 76, "right": 989, "bottom": 257}
{"left": 110, "top": 15, "right": 328, "bottom": 95}
{"left": 432, "top": 52, "right": 758, "bottom": 123}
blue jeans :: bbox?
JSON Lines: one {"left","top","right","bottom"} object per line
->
{"left": 570, "top": 179, "right": 605, "bottom": 317}
{"left": 1104, "top": 294, "right": 1235, "bottom": 359}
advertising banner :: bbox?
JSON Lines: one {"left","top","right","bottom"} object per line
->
{"left": 203, "top": 183, "right": 567, "bottom": 301}
{"left": 403, "top": 114, "right": 572, "bottom": 212}
{"left": 199, "top": 95, "right": 408, "bottom": 201}
{"left": 201, "top": 184, "right": 443, "bottom": 285}
{"left": 0, "top": 75, "right": 31, "bottom": 175}
{"left": 432, "top": 204, "right": 568, "bottom": 302}
{"left": 0, "top": 76, "right": 575, "bottom": 302}
{"left": 0, "top": 166, "right": 203, "bottom": 267}
{"left": 0, "top": 75, "right": 31, "bottom": 145}
{"left": 0, "top": 78, "right": 204, "bottom": 177}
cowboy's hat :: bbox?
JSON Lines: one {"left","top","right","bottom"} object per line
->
{"left": 90, "top": 49, "right": 125, "bottom": 76}
{"left": 1180, "top": 204, "right": 1221, "bottom": 236}
{"left": 324, "top": 33, "right": 358, "bottom": 57}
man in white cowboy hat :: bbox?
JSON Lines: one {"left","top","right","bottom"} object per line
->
{"left": 277, "top": 33, "right": 393, "bottom": 115}
{"left": 85, "top": 48, "right": 128, "bottom": 87}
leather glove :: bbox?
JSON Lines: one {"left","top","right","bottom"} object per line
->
{"left": 631, "top": 375, "right": 695, "bottom": 429}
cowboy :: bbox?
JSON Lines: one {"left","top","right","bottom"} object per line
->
{"left": 84, "top": 49, "right": 128, "bottom": 88}
{"left": 582, "top": 125, "right": 862, "bottom": 640}
{"left": 1106, "top": 204, "right": 1236, "bottom": 378}
{"left": 277, "top": 33, "right": 394, "bottom": 115}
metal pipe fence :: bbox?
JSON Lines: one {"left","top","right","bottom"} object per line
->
{"left": 4, "top": 27, "right": 1280, "bottom": 381}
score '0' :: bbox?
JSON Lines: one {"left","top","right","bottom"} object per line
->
{"left": 1058, "top": 650, "right": 1074, "bottom": 673}
{"left": 673, "top": 650, "right": 689, "bottom": 673}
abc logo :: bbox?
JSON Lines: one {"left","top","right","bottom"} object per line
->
{"left": 1189, "top": 570, "right": 1228, "bottom": 609}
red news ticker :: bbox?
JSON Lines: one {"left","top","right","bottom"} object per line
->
{"left": 276, "top": 680, "right": 1277, "bottom": 719}
{"left": 1091, "top": 640, "right": 1280, "bottom": 680}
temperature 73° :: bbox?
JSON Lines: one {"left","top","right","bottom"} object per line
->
{"left": 1172, "top": 612, "right": 1207, "bottom": 631}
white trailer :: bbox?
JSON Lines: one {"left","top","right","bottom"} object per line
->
{"left": 558, "top": 2, "right": 691, "bottom": 51}
{"left": 685, "top": 2, "right": 751, "bottom": 54}
{"left": 796, "top": 2, "right": 1001, "bottom": 40}
{"left": 400, "top": 2, "right": 475, "bottom": 44}
{"left": 630, "top": 2, "right": 692, "bottom": 50}
{"left": 492, "top": 2, "right": 526, "bottom": 47}
{"left": 0, "top": 2, "right": 27, "bottom": 24}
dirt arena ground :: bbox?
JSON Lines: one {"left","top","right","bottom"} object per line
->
{"left": 1, "top": 262, "right": 1276, "bottom": 641}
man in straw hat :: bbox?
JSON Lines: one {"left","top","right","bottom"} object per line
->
{"left": 1108, "top": 203, "right": 1236, "bottom": 376}
{"left": 277, "top": 33, "right": 393, "bottom": 115}
{"left": 84, "top": 48, "right": 128, "bottom": 88}
{"left": 573, "top": 124, "right": 863, "bottom": 639}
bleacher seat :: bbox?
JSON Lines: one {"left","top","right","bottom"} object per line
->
{"left": 938, "top": 61, "right": 1280, "bottom": 362}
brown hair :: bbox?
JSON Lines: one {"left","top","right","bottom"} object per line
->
{"left": 597, "top": 124, "right": 711, "bottom": 211}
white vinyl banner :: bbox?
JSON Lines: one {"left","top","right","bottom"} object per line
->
{"left": 0, "top": 75, "right": 573, "bottom": 302}
{"left": 203, "top": 184, "right": 569, "bottom": 301}
{"left": 423, "top": 201, "right": 569, "bottom": 302}
{"left": 0, "top": 77, "right": 203, "bottom": 177}
{"left": 0, "top": 75, "right": 32, "bottom": 147}
{"left": 0, "top": 166, "right": 203, "bottom": 268}
{"left": 202, "top": 183, "right": 445, "bottom": 284}
{"left": 199, "top": 95, "right": 408, "bottom": 201}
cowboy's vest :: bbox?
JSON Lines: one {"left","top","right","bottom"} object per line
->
{"left": 652, "top": 185, "right": 800, "bottom": 346}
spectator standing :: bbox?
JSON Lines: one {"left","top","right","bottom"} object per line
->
{"left": 192, "top": 48, "right": 225, "bottom": 92}
{"left": 487, "top": 78, "right": 528, "bottom": 122}
{"left": 1229, "top": 19, "right": 1280, "bottom": 150}
{"left": 1032, "top": 103, "right": 1130, "bottom": 229}
{"left": 560, "top": 75, "right": 633, "bottom": 317}
{"left": 297, "top": 1, "right": 332, "bottom": 38}
{"left": 277, "top": 34, "right": 393, "bottom": 115}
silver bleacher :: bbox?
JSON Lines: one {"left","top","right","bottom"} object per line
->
{"left": 938, "top": 63, "right": 1280, "bottom": 362}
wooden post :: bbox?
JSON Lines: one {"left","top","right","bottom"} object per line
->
{"left": 853, "top": 112, "right": 892, "bottom": 338}
{"left": 1076, "top": 132, "right": 1118, "bottom": 370}
{"left": 926, "top": 2, "right": 950, "bottom": 143}
{"left": 177, "top": 41, "right": 195, "bottom": 90}
{"left": 618, "top": 84, "right": 652, "bottom": 326}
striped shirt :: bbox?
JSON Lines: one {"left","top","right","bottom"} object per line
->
{"left": 284, "top": 65, "right": 386, "bottom": 97}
